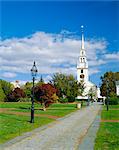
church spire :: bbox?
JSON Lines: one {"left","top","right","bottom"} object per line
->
{"left": 81, "top": 25, "right": 84, "bottom": 50}
{"left": 77, "top": 25, "right": 88, "bottom": 83}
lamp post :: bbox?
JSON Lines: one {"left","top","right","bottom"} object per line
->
{"left": 30, "top": 61, "right": 38, "bottom": 123}
{"left": 106, "top": 79, "right": 109, "bottom": 111}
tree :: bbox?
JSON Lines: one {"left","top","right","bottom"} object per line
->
{"left": 50, "top": 73, "right": 66, "bottom": 98}
{"left": 34, "top": 83, "right": 58, "bottom": 110}
{"left": 39, "top": 75, "right": 44, "bottom": 83}
{"left": 8, "top": 87, "right": 25, "bottom": 102}
{"left": 0, "top": 83, "right": 6, "bottom": 101}
{"left": 23, "top": 82, "right": 32, "bottom": 98}
{"left": 36, "top": 76, "right": 44, "bottom": 86}
{"left": 100, "top": 72, "right": 119, "bottom": 97}
{"left": 0, "top": 79, "right": 13, "bottom": 101}
{"left": 50, "top": 73, "right": 84, "bottom": 102}
{"left": 88, "top": 86, "right": 97, "bottom": 102}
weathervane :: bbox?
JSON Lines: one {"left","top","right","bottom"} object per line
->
{"left": 81, "top": 25, "right": 84, "bottom": 33}
{"left": 81, "top": 25, "right": 84, "bottom": 50}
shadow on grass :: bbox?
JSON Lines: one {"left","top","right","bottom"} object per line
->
{"left": 0, "top": 113, "right": 29, "bottom": 122}
{"left": 47, "top": 108, "right": 75, "bottom": 110}
{"left": 19, "top": 106, "right": 76, "bottom": 111}
{"left": 19, "top": 106, "right": 30, "bottom": 110}
{"left": 19, "top": 106, "right": 44, "bottom": 111}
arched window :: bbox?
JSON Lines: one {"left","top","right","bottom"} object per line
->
{"left": 83, "top": 58, "right": 85, "bottom": 62}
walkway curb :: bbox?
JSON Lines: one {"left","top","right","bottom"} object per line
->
{"left": 78, "top": 108, "right": 102, "bottom": 150}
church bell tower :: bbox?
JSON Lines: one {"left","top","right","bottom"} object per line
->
{"left": 77, "top": 26, "right": 88, "bottom": 83}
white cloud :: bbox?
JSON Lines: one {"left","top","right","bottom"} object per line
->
{"left": 89, "top": 59, "right": 106, "bottom": 67}
{"left": 105, "top": 52, "right": 119, "bottom": 60}
{"left": 0, "top": 31, "right": 117, "bottom": 79}
{"left": 89, "top": 69, "right": 100, "bottom": 75}
{"left": 2, "top": 72, "right": 17, "bottom": 78}
{"left": 43, "top": 75, "right": 53, "bottom": 83}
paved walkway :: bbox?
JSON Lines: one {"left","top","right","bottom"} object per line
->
{"left": 1, "top": 103, "right": 102, "bottom": 150}
{"left": 78, "top": 114, "right": 101, "bottom": 150}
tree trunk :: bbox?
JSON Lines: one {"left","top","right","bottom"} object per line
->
{"left": 43, "top": 105, "right": 46, "bottom": 111}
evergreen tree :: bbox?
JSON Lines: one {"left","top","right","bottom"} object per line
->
{"left": 36, "top": 76, "right": 44, "bottom": 86}
{"left": 100, "top": 72, "right": 119, "bottom": 97}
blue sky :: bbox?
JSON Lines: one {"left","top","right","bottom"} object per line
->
{"left": 0, "top": 1, "right": 119, "bottom": 86}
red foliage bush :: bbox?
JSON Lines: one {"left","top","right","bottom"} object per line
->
{"left": 8, "top": 87, "right": 25, "bottom": 102}
{"left": 34, "top": 83, "right": 57, "bottom": 108}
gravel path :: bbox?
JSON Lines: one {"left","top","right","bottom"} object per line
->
{"left": 1, "top": 103, "right": 102, "bottom": 150}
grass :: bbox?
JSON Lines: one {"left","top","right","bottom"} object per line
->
{"left": 101, "top": 110, "right": 119, "bottom": 120}
{"left": 0, "top": 102, "right": 78, "bottom": 144}
{"left": 94, "top": 105, "right": 119, "bottom": 150}
{"left": 0, "top": 102, "right": 35, "bottom": 108}
{"left": 0, "top": 114, "right": 53, "bottom": 144}
{"left": 95, "top": 122, "right": 119, "bottom": 150}
{"left": 9, "top": 103, "right": 77, "bottom": 117}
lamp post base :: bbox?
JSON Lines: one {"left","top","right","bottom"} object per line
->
{"left": 30, "top": 108, "right": 34, "bottom": 123}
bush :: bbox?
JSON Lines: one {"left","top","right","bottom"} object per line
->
{"left": 0, "top": 85, "right": 6, "bottom": 102}
{"left": 59, "top": 98, "right": 68, "bottom": 103}
{"left": 81, "top": 101, "right": 84, "bottom": 107}
{"left": 68, "top": 97, "right": 75, "bottom": 103}
{"left": 105, "top": 97, "right": 119, "bottom": 105}
{"left": 7, "top": 88, "right": 25, "bottom": 102}
{"left": 19, "top": 97, "right": 31, "bottom": 102}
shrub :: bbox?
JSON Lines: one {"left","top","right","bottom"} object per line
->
{"left": 19, "top": 97, "right": 31, "bottom": 102}
{"left": 68, "top": 97, "right": 75, "bottom": 102}
{"left": 81, "top": 101, "right": 84, "bottom": 107}
{"left": 59, "top": 98, "right": 68, "bottom": 103}
{"left": 7, "top": 88, "right": 25, "bottom": 102}
{"left": 105, "top": 97, "right": 119, "bottom": 105}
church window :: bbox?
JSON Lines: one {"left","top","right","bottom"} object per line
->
{"left": 81, "top": 69, "right": 83, "bottom": 73}
{"left": 80, "top": 58, "right": 82, "bottom": 62}
{"left": 83, "top": 58, "right": 85, "bottom": 62}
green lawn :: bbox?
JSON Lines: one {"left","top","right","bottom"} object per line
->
{"left": 101, "top": 110, "right": 119, "bottom": 120}
{"left": 0, "top": 114, "right": 53, "bottom": 144}
{"left": 94, "top": 105, "right": 119, "bottom": 150}
{"left": 0, "top": 102, "right": 35, "bottom": 108}
{"left": 10, "top": 103, "right": 77, "bottom": 117}
{"left": 0, "top": 102, "right": 77, "bottom": 144}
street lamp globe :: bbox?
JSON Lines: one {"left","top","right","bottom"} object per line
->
{"left": 31, "top": 61, "right": 38, "bottom": 78}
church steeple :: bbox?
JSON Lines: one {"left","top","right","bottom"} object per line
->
{"left": 77, "top": 25, "right": 88, "bottom": 83}
{"left": 80, "top": 26, "right": 86, "bottom": 57}
{"left": 81, "top": 25, "right": 84, "bottom": 50}
{"left": 76, "top": 26, "right": 96, "bottom": 100}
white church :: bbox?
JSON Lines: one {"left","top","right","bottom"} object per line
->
{"left": 77, "top": 26, "right": 97, "bottom": 100}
